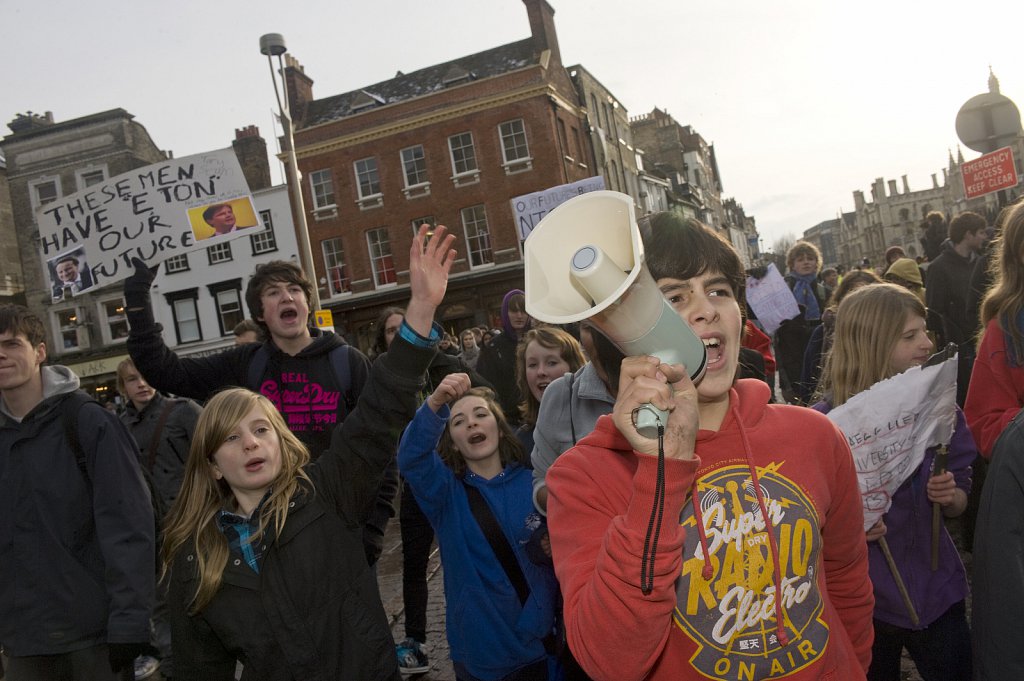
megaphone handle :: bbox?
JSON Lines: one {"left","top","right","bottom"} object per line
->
{"left": 634, "top": 404, "right": 668, "bottom": 440}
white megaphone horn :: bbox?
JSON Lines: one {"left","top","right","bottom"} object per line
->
{"left": 524, "top": 190, "right": 706, "bottom": 439}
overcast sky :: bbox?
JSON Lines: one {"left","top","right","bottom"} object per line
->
{"left": 4, "top": 0, "right": 1021, "bottom": 248}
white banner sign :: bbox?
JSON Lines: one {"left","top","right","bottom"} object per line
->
{"left": 744, "top": 263, "right": 799, "bottom": 336}
{"left": 511, "top": 176, "right": 606, "bottom": 241}
{"left": 826, "top": 352, "right": 958, "bottom": 531}
{"left": 37, "top": 148, "right": 256, "bottom": 297}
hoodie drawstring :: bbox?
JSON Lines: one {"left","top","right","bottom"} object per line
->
{"left": 735, "top": 405, "right": 790, "bottom": 647}
{"left": 640, "top": 424, "right": 666, "bottom": 595}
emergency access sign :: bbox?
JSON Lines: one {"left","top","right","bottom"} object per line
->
{"left": 962, "top": 146, "right": 1019, "bottom": 200}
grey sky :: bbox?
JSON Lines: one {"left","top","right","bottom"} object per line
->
{"left": 4, "top": 0, "right": 1020, "bottom": 249}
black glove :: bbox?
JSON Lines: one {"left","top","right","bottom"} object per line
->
{"left": 124, "top": 257, "right": 159, "bottom": 329}
{"left": 108, "top": 642, "right": 156, "bottom": 674}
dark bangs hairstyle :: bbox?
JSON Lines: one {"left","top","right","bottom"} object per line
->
{"left": 244, "top": 260, "right": 315, "bottom": 334}
{"left": 638, "top": 212, "right": 747, "bottom": 326}
{"left": 0, "top": 304, "right": 46, "bottom": 346}
{"left": 437, "top": 387, "right": 528, "bottom": 477}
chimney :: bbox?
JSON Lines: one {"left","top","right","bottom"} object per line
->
{"left": 931, "top": 173, "right": 939, "bottom": 189}
{"left": 283, "top": 54, "right": 314, "bottom": 125}
{"left": 7, "top": 110, "right": 55, "bottom": 133}
{"left": 232, "top": 125, "right": 272, "bottom": 191}
{"left": 523, "top": 0, "right": 561, "bottom": 66}
{"left": 870, "top": 178, "right": 885, "bottom": 202}
{"left": 902, "top": 175, "right": 910, "bottom": 193}
{"left": 854, "top": 190, "right": 865, "bottom": 211}
{"left": 888, "top": 179, "right": 898, "bottom": 197}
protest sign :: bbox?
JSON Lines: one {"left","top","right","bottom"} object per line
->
{"left": 744, "top": 263, "right": 799, "bottom": 335}
{"left": 826, "top": 350, "right": 958, "bottom": 531}
{"left": 511, "top": 176, "right": 605, "bottom": 241}
{"left": 37, "top": 148, "right": 256, "bottom": 295}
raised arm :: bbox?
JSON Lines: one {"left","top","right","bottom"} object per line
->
{"left": 124, "top": 258, "right": 247, "bottom": 399}
{"left": 398, "top": 373, "right": 471, "bottom": 515}
{"left": 405, "top": 223, "right": 456, "bottom": 337}
{"left": 314, "top": 225, "right": 455, "bottom": 519}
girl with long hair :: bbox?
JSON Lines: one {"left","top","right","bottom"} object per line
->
{"left": 398, "top": 374, "right": 560, "bottom": 681}
{"left": 514, "top": 326, "right": 586, "bottom": 453}
{"left": 965, "top": 199, "right": 1024, "bottom": 458}
{"left": 160, "top": 224, "right": 454, "bottom": 680}
{"left": 814, "top": 283, "right": 975, "bottom": 681}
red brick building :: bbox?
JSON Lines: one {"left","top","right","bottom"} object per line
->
{"left": 286, "top": 0, "right": 594, "bottom": 350}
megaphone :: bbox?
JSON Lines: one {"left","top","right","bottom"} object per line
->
{"left": 524, "top": 190, "right": 706, "bottom": 438}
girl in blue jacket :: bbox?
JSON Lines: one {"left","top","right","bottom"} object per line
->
{"left": 398, "top": 373, "right": 560, "bottom": 681}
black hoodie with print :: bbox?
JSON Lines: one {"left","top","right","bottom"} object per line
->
{"left": 125, "top": 324, "right": 402, "bottom": 563}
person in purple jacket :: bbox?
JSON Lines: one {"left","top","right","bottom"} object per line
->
{"left": 814, "top": 283, "right": 974, "bottom": 681}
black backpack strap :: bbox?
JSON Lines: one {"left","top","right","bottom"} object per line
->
{"left": 461, "top": 479, "right": 530, "bottom": 606}
{"left": 61, "top": 391, "right": 96, "bottom": 475}
{"left": 329, "top": 345, "right": 354, "bottom": 412}
{"left": 246, "top": 344, "right": 272, "bottom": 391}
{"left": 145, "top": 399, "right": 179, "bottom": 472}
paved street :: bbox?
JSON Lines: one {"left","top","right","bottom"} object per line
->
{"left": 377, "top": 513, "right": 455, "bottom": 681}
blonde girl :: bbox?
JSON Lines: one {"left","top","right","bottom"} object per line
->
{"left": 814, "top": 283, "right": 975, "bottom": 681}
{"left": 160, "top": 223, "right": 453, "bottom": 680}
{"left": 398, "top": 374, "right": 560, "bottom": 681}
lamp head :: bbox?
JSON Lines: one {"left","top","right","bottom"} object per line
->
{"left": 260, "top": 33, "right": 287, "bottom": 57}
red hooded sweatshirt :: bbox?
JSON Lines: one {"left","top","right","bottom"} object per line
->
{"left": 548, "top": 379, "right": 873, "bottom": 681}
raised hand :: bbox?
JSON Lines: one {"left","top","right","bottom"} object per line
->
{"left": 124, "top": 257, "right": 161, "bottom": 328}
{"left": 426, "top": 372, "right": 471, "bottom": 413}
{"left": 406, "top": 224, "right": 457, "bottom": 337}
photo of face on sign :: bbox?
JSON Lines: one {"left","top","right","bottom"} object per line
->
{"left": 188, "top": 197, "right": 259, "bottom": 241}
{"left": 49, "top": 248, "right": 95, "bottom": 300}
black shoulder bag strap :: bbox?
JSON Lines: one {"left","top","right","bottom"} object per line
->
{"left": 146, "top": 399, "right": 178, "bottom": 472}
{"left": 461, "top": 479, "right": 531, "bottom": 605}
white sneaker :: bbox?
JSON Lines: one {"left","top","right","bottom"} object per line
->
{"left": 134, "top": 655, "right": 160, "bottom": 680}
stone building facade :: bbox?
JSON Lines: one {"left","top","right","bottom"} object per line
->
{"left": 566, "top": 63, "right": 641, "bottom": 208}
{"left": 1, "top": 109, "right": 167, "bottom": 396}
{"left": 0, "top": 156, "right": 24, "bottom": 304}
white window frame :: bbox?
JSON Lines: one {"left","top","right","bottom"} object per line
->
{"left": 461, "top": 204, "right": 494, "bottom": 269}
{"left": 207, "top": 241, "right": 233, "bottom": 265}
{"left": 400, "top": 145, "right": 430, "bottom": 198}
{"left": 354, "top": 157, "right": 383, "bottom": 210}
{"left": 366, "top": 227, "right": 397, "bottom": 288}
{"left": 28, "top": 175, "right": 62, "bottom": 212}
{"left": 172, "top": 296, "right": 201, "bottom": 344}
{"left": 322, "top": 237, "right": 352, "bottom": 297}
{"left": 76, "top": 165, "right": 108, "bottom": 191}
{"left": 215, "top": 289, "right": 245, "bottom": 337}
{"left": 53, "top": 305, "right": 87, "bottom": 352}
{"left": 499, "top": 119, "right": 532, "bottom": 174}
{"left": 448, "top": 132, "right": 480, "bottom": 186}
{"left": 309, "top": 169, "right": 338, "bottom": 219}
{"left": 99, "top": 296, "right": 129, "bottom": 344}
{"left": 164, "top": 254, "right": 190, "bottom": 274}
{"left": 250, "top": 210, "right": 278, "bottom": 255}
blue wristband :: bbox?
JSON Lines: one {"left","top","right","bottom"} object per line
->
{"left": 399, "top": 320, "right": 442, "bottom": 348}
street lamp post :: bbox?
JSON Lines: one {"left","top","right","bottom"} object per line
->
{"left": 259, "top": 33, "right": 321, "bottom": 312}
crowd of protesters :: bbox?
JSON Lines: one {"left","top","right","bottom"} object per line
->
{"left": 3, "top": 201, "right": 1024, "bottom": 681}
